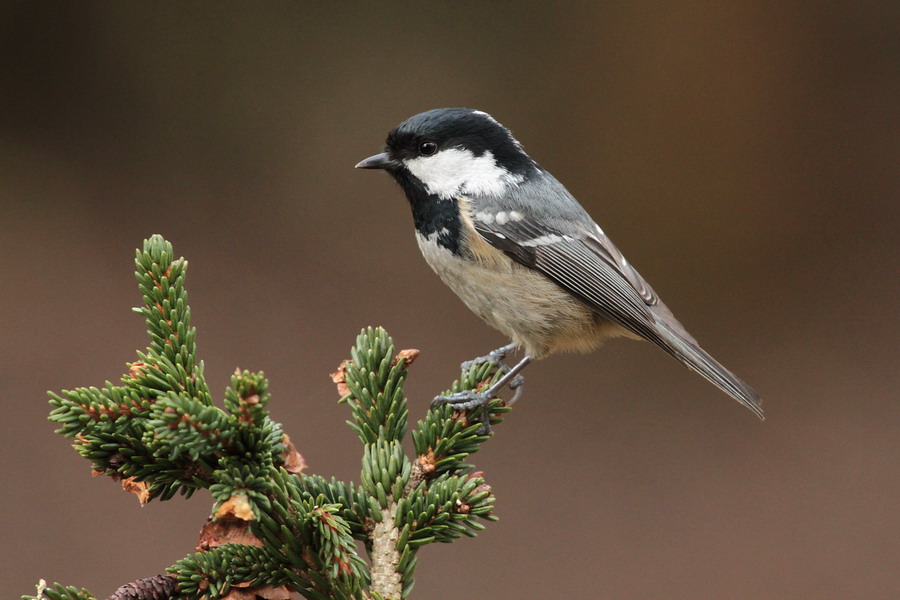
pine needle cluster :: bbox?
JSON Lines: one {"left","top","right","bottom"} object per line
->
{"left": 28, "top": 235, "right": 511, "bottom": 600}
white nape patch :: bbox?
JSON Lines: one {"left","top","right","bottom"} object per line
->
{"left": 404, "top": 148, "right": 524, "bottom": 200}
{"left": 521, "top": 234, "right": 574, "bottom": 247}
{"left": 471, "top": 110, "right": 499, "bottom": 124}
{"left": 471, "top": 110, "right": 526, "bottom": 152}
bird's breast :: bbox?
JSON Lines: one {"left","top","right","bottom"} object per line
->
{"left": 414, "top": 231, "right": 625, "bottom": 358}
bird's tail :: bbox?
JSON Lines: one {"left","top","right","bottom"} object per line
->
{"left": 654, "top": 321, "right": 764, "bottom": 420}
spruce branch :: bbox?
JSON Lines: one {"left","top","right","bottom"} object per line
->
{"left": 34, "top": 235, "right": 515, "bottom": 600}
{"left": 24, "top": 581, "right": 96, "bottom": 600}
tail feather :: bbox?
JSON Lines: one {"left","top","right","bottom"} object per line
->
{"left": 653, "top": 321, "right": 764, "bottom": 420}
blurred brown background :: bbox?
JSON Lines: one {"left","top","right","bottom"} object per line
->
{"left": 2, "top": 2, "right": 898, "bottom": 598}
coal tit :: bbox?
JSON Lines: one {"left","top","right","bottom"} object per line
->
{"left": 356, "top": 108, "right": 763, "bottom": 420}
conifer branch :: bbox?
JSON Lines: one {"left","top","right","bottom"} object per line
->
{"left": 369, "top": 502, "right": 403, "bottom": 599}
{"left": 32, "top": 235, "right": 513, "bottom": 600}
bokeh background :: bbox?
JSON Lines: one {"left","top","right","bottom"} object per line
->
{"left": 2, "top": 2, "right": 898, "bottom": 598}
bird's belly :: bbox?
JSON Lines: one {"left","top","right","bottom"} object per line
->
{"left": 415, "top": 234, "right": 627, "bottom": 357}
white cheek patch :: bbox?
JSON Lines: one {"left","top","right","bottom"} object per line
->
{"left": 404, "top": 148, "right": 524, "bottom": 199}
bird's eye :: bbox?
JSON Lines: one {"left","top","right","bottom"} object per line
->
{"left": 418, "top": 141, "right": 438, "bottom": 156}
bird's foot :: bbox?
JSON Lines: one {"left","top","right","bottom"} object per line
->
{"left": 460, "top": 343, "right": 518, "bottom": 373}
{"left": 507, "top": 372, "right": 525, "bottom": 404}
{"left": 432, "top": 389, "right": 493, "bottom": 412}
{"left": 439, "top": 346, "right": 532, "bottom": 433}
{"left": 431, "top": 389, "right": 497, "bottom": 434}
{"left": 460, "top": 343, "right": 525, "bottom": 399}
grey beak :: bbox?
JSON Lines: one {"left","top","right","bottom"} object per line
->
{"left": 355, "top": 152, "right": 394, "bottom": 170}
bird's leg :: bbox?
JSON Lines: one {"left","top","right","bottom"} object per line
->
{"left": 460, "top": 343, "right": 526, "bottom": 393}
{"left": 432, "top": 354, "right": 534, "bottom": 432}
{"left": 481, "top": 354, "right": 532, "bottom": 405}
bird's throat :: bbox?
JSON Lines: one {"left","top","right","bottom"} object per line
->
{"left": 395, "top": 171, "right": 463, "bottom": 255}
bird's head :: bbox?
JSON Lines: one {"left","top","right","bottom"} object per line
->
{"left": 356, "top": 108, "right": 536, "bottom": 199}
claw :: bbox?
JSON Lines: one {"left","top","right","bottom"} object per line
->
{"left": 432, "top": 349, "right": 534, "bottom": 434}
{"left": 432, "top": 390, "right": 495, "bottom": 433}
{"left": 431, "top": 389, "right": 492, "bottom": 412}
{"left": 508, "top": 373, "right": 525, "bottom": 404}
{"left": 460, "top": 344, "right": 525, "bottom": 405}
{"left": 460, "top": 343, "right": 518, "bottom": 372}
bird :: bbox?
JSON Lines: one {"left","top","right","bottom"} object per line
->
{"left": 356, "top": 107, "right": 763, "bottom": 421}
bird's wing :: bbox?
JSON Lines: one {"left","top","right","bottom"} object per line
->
{"left": 470, "top": 211, "right": 672, "bottom": 342}
{"left": 470, "top": 206, "right": 763, "bottom": 418}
